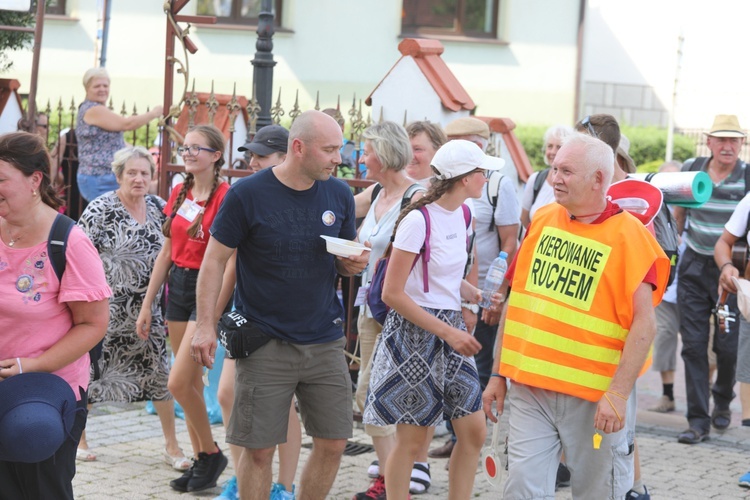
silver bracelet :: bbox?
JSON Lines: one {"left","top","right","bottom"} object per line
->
{"left": 16, "top": 357, "right": 22, "bottom": 374}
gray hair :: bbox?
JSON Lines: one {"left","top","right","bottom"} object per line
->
{"left": 362, "top": 121, "right": 412, "bottom": 172}
{"left": 111, "top": 145, "right": 155, "bottom": 179}
{"left": 83, "top": 67, "right": 110, "bottom": 89}
{"left": 543, "top": 124, "right": 575, "bottom": 165}
{"left": 561, "top": 133, "right": 614, "bottom": 191}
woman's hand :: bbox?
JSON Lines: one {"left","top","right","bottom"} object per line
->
{"left": 460, "top": 280, "right": 481, "bottom": 304}
{"left": 445, "top": 327, "right": 481, "bottom": 357}
{"left": 135, "top": 306, "right": 152, "bottom": 340}
{"left": 0, "top": 357, "right": 25, "bottom": 380}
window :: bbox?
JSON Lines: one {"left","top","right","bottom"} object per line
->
{"left": 196, "top": 0, "right": 282, "bottom": 26}
{"left": 46, "top": 0, "right": 66, "bottom": 15}
{"left": 402, "top": 0, "right": 499, "bottom": 39}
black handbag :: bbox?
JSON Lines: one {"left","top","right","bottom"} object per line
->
{"left": 217, "top": 311, "right": 271, "bottom": 359}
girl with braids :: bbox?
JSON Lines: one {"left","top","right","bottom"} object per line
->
{"left": 363, "top": 140, "right": 502, "bottom": 500}
{"left": 136, "top": 124, "right": 233, "bottom": 493}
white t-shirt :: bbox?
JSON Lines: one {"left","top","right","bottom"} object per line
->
{"left": 473, "top": 174, "right": 520, "bottom": 288}
{"left": 394, "top": 203, "right": 472, "bottom": 310}
{"left": 521, "top": 170, "right": 556, "bottom": 221}
{"left": 725, "top": 192, "right": 750, "bottom": 238}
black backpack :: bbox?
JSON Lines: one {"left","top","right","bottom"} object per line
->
{"left": 531, "top": 168, "right": 551, "bottom": 207}
{"left": 48, "top": 213, "right": 105, "bottom": 381}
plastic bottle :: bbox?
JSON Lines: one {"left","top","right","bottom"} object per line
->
{"left": 479, "top": 251, "right": 508, "bottom": 309}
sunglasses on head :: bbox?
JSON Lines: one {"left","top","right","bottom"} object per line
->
{"left": 580, "top": 116, "right": 598, "bottom": 138}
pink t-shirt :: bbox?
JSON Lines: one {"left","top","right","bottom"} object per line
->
{"left": 0, "top": 222, "right": 111, "bottom": 398}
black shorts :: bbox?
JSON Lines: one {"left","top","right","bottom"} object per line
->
{"left": 166, "top": 265, "right": 199, "bottom": 322}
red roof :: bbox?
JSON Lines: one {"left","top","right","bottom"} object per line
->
{"left": 366, "top": 38, "right": 475, "bottom": 112}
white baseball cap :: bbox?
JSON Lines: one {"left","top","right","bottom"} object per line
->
{"left": 431, "top": 139, "right": 505, "bottom": 180}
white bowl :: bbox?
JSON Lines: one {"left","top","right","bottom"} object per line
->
{"left": 320, "top": 235, "right": 371, "bottom": 257}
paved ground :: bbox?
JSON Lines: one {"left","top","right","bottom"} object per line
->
{"left": 73, "top": 354, "right": 750, "bottom": 499}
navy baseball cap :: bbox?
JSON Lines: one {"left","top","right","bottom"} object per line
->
{"left": 238, "top": 125, "right": 289, "bottom": 156}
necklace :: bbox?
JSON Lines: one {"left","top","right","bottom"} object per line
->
{"left": 8, "top": 233, "right": 21, "bottom": 247}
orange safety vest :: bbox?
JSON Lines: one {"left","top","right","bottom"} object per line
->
{"left": 499, "top": 204, "right": 670, "bottom": 402}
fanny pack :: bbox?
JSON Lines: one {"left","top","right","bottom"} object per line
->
{"left": 217, "top": 310, "right": 271, "bottom": 359}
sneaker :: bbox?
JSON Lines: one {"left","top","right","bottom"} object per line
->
{"left": 555, "top": 462, "right": 571, "bottom": 490}
{"left": 353, "top": 475, "right": 386, "bottom": 500}
{"left": 270, "top": 482, "right": 296, "bottom": 500}
{"left": 187, "top": 445, "right": 228, "bottom": 492}
{"left": 739, "top": 471, "right": 750, "bottom": 488}
{"left": 625, "top": 485, "right": 650, "bottom": 499}
{"left": 648, "top": 395, "right": 675, "bottom": 413}
{"left": 169, "top": 463, "right": 194, "bottom": 492}
{"left": 213, "top": 476, "right": 239, "bottom": 499}
{"left": 367, "top": 460, "right": 380, "bottom": 478}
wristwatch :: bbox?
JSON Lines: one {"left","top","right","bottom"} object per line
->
{"left": 461, "top": 302, "right": 479, "bottom": 314}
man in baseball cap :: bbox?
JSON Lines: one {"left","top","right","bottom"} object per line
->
{"left": 238, "top": 124, "right": 289, "bottom": 156}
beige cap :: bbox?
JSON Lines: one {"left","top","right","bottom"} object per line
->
{"left": 445, "top": 117, "right": 490, "bottom": 140}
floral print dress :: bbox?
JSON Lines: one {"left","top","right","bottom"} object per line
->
{"left": 78, "top": 191, "right": 171, "bottom": 402}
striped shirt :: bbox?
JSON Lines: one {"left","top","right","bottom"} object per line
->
{"left": 683, "top": 157, "right": 747, "bottom": 255}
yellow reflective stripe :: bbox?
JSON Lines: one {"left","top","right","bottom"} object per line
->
{"left": 505, "top": 319, "right": 622, "bottom": 365}
{"left": 510, "top": 291, "right": 627, "bottom": 341}
{"left": 502, "top": 349, "right": 611, "bottom": 392}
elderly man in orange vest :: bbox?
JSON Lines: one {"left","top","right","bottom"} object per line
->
{"left": 482, "top": 133, "right": 670, "bottom": 499}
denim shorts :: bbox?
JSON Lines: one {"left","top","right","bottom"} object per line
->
{"left": 76, "top": 172, "right": 119, "bottom": 202}
{"left": 166, "top": 265, "right": 199, "bottom": 322}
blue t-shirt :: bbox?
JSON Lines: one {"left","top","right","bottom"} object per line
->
{"left": 210, "top": 167, "right": 356, "bottom": 344}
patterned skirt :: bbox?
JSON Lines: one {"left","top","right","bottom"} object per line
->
{"left": 363, "top": 307, "right": 482, "bottom": 427}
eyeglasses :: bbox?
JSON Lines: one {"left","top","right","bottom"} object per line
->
{"left": 580, "top": 116, "right": 599, "bottom": 138}
{"left": 470, "top": 168, "right": 490, "bottom": 178}
{"left": 177, "top": 145, "right": 217, "bottom": 156}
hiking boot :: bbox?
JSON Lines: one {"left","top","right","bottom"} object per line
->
{"left": 187, "top": 445, "right": 228, "bottom": 492}
{"left": 353, "top": 475, "right": 386, "bottom": 500}
{"left": 648, "top": 395, "right": 675, "bottom": 413}
{"left": 555, "top": 462, "right": 571, "bottom": 490}
{"left": 169, "top": 463, "right": 194, "bottom": 492}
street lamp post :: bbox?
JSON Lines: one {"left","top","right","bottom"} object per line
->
{"left": 250, "top": 0, "right": 276, "bottom": 132}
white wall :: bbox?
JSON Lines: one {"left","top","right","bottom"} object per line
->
{"left": 583, "top": 0, "right": 750, "bottom": 129}
{"left": 3, "top": 0, "right": 580, "bottom": 127}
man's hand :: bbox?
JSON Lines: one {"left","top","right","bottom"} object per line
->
{"left": 191, "top": 323, "right": 218, "bottom": 369}
{"left": 335, "top": 243, "right": 370, "bottom": 276}
{"left": 482, "top": 376, "right": 507, "bottom": 423}
{"left": 462, "top": 308, "right": 477, "bottom": 333}
{"left": 594, "top": 393, "right": 627, "bottom": 434}
{"left": 719, "top": 264, "right": 739, "bottom": 294}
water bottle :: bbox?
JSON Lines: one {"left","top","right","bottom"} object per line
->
{"left": 479, "top": 251, "right": 508, "bottom": 309}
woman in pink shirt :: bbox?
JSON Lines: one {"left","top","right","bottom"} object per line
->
{"left": 0, "top": 132, "right": 111, "bottom": 499}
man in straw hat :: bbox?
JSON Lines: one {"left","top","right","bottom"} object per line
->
{"left": 673, "top": 114, "right": 748, "bottom": 445}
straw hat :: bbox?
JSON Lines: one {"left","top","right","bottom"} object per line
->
{"left": 705, "top": 115, "right": 746, "bottom": 138}
{"left": 444, "top": 117, "right": 490, "bottom": 140}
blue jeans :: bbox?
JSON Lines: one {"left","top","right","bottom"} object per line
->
{"left": 77, "top": 172, "right": 119, "bottom": 202}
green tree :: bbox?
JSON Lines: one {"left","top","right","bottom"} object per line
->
{"left": 0, "top": 4, "right": 38, "bottom": 73}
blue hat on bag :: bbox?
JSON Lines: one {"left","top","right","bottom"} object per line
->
{"left": 0, "top": 372, "right": 78, "bottom": 463}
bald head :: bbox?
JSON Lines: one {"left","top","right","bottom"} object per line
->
{"left": 289, "top": 110, "right": 342, "bottom": 147}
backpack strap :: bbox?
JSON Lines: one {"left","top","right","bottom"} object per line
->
{"left": 371, "top": 183, "right": 383, "bottom": 205}
{"left": 418, "top": 206, "right": 431, "bottom": 293}
{"left": 48, "top": 213, "right": 75, "bottom": 283}
{"left": 402, "top": 183, "right": 424, "bottom": 210}
{"left": 532, "top": 168, "right": 551, "bottom": 206}
{"left": 485, "top": 171, "right": 503, "bottom": 231}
